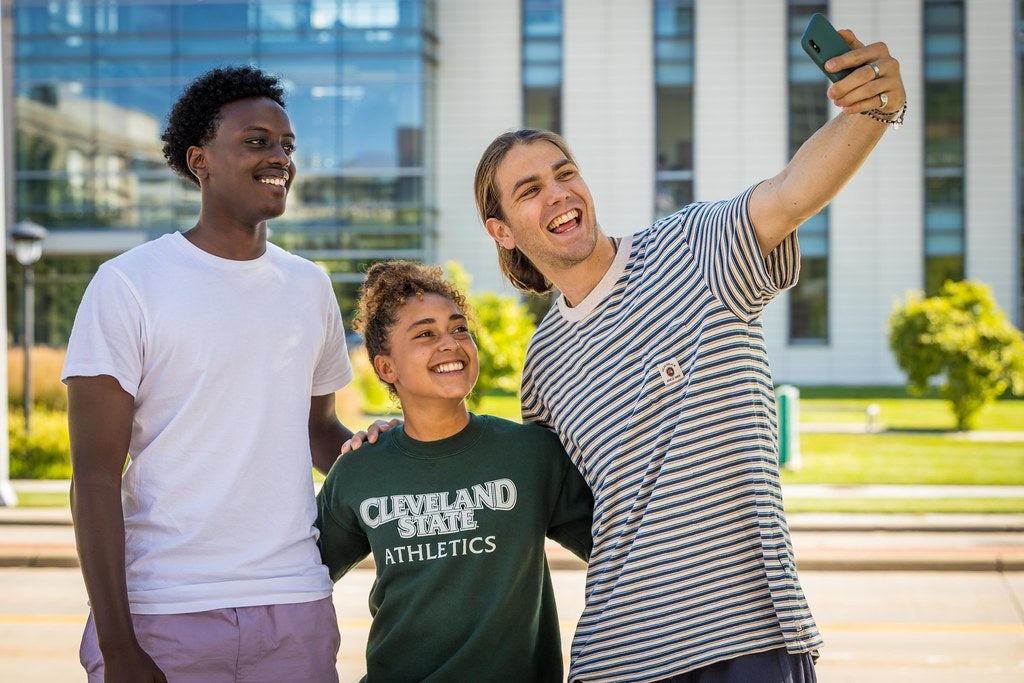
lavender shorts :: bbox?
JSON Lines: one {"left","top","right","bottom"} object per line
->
{"left": 80, "top": 596, "right": 340, "bottom": 683}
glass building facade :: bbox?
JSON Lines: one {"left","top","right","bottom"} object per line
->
{"left": 3, "top": 0, "right": 1017, "bottom": 383}
{"left": 6, "top": 0, "right": 437, "bottom": 342}
{"left": 786, "top": 1, "right": 830, "bottom": 343}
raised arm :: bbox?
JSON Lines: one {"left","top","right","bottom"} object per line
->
{"left": 68, "top": 375, "right": 167, "bottom": 682}
{"left": 749, "top": 28, "right": 906, "bottom": 256}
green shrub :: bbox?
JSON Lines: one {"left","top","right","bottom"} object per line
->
{"left": 8, "top": 408, "right": 71, "bottom": 479}
{"left": 446, "top": 262, "right": 535, "bottom": 408}
{"left": 468, "top": 290, "right": 535, "bottom": 395}
{"left": 888, "top": 280, "right": 1024, "bottom": 430}
{"left": 349, "top": 350, "right": 398, "bottom": 416}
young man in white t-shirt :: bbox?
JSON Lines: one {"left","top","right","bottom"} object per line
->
{"left": 63, "top": 66, "right": 356, "bottom": 682}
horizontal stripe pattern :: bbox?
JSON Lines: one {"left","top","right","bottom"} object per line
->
{"left": 522, "top": 188, "right": 821, "bottom": 681}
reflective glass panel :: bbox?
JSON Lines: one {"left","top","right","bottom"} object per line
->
{"left": 525, "top": 88, "right": 560, "bottom": 132}
{"left": 653, "top": 0, "right": 695, "bottom": 221}
{"left": 655, "top": 86, "right": 693, "bottom": 171}
{"left": 10, "top": 0, "right": 435, "bottom": 344}
{"left": 923, "top": 0, "right": 964, "bottom": 295}
{"left": 522, "top": 0, "right": 562, "bottom": 131}
{"left": 786, "top": 2, "right": 829, "bottom": 342}
{"left": 177, "top": 2, "right": 253, "bottom": 32}
{"left": 789, "top": 257, "right": 828, "bottom": 342}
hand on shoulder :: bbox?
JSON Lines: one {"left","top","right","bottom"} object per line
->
{"left": 340, "top": 418, "right": 402, "bottom": 454}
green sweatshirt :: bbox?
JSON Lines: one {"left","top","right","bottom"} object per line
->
{"left": 316, "top": 414, "right": 594, "bottom": 682}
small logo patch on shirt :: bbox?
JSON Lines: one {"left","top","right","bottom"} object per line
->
{"left": 658, "top": 359, "right": 683, "bottom": 385}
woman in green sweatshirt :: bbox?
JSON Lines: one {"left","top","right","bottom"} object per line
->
{"left": 315, "top": 260, "right": 593, "bottom": 682}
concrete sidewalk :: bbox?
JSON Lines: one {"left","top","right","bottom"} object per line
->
{"left": 3, "top": 485, "right": 1023, "bottom": 572}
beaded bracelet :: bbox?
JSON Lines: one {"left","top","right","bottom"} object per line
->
{"left": 861, "top": 101, "right": 907, "bottom": 130}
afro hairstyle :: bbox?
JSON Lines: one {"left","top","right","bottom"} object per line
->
{"left": 161, "top": 65, "right": 286, "bottom": 186}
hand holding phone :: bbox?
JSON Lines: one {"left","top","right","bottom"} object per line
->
{"left": 801, "top": 13, "right": 855, "bottom": 83}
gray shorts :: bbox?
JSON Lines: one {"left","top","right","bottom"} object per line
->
{"left": 80, "top": 596, "right": 340, "bottom": 683}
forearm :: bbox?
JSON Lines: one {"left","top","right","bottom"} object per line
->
{"left": 754, "top": 111, "right": 887, "bottom": 253}
{"left": 309, "top": 392, "right": 353, "bottom": 475}
{"left": 70, "top": 474, "right": 139, "bottom": 655}
{"left": 310, "top": 420, "right": 354, "bottom": 474}
{"left": 750, "top": 27, "right": 906, "bottom": 255}
{"left": 67, "top": 375, "right": 141, "bottom": 656}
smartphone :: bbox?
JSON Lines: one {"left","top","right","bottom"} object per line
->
{"left": 801, "top": 13, "right": 855, "bottom": 83}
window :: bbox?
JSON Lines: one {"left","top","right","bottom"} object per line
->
{"left": 653, "top": 0, "right": 694, "bottom": 218}
{"left": 786, "top": 1, "right": 829, "bottom": 343}
{"left": 923, "top": 0, "right": 965, "bottom": 295}
{"left": 522, "top": 0, "right": 562, "bottom": 132}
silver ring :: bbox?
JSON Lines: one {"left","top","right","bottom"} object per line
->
{"left": 870, "top": 62, "right": 881, "bottom": 79}
{"left": 879, "top": 92, "right": 889, "bottom": 109}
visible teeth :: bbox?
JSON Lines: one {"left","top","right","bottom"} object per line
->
{"left": 548, "top": 210, "right": 578, "bottom": 230}
{"left": 433, "top": 361, "right": 464, "bottom": 373}
{"left": 259, "top": 177, "right": 286, "bottom": 187}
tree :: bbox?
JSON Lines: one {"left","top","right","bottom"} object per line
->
{"left": 446, "top": 262, "right": 536, "bottom": 408}
{"left": 888, "top": 280, "right": 1024, "bottom": 430}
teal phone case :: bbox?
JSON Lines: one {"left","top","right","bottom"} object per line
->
{"left": 801, "top": 13, "right": 855, "bottom": 83}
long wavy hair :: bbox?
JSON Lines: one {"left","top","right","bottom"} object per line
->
{"left": 473, "top": 129, "right": 579, "bottom": 295}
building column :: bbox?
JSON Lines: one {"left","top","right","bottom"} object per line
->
{"left": 965, "top": 0, "right": 1016, "bottom": 318}
{"left": 434, "top": 0, "right": 522, "bottom": 294}
{"left": 562, "top": 0, "right": 654, "bottom": 236}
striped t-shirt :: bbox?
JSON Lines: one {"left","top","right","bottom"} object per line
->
{"left": 521, "top": 187, "right": 822, "bottom": 682}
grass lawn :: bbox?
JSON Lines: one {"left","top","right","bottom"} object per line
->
{"left": 479, "top": 386, "right": 1024, "bottom": 433}
{"left": 783, "top": 498, "right": 1024, "bottom": 514}
{"left": 783, "top": 433, "right": 1024, "bottom": 486}
{"left": 782, "top": 389, "right": 1023, "bottom": 514}
{"left": 476, "top": 389, "right": 1024, "bottom": 514}
{"left": 12, "top": 490, "right": 68, "bottom": 507}
{"left": 798, "top": 395, "right": 1023, "bottom": 431}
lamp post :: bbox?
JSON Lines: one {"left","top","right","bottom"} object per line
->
{"left": 2, "top": 221, "right": 48, "bottom": 506}
{"left": 11, "top": 221, "right": 47, "bottom": 433}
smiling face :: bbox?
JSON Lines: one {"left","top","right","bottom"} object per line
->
{"left": 188, "top": 96, "right": 297, "bottom": 227}
{"left": 484, "top": 140, "right": 601, "bottom": 278}
{"left": 373, "top": 293, "right": 479, "bottom": 408}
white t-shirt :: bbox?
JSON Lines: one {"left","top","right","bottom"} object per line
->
{"left": 62, "top": 232, "right": 352, "bottom": 614}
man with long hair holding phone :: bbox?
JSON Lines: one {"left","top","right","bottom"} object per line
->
{"left": 472, "top": 23, "right": 905, "bottom": 683}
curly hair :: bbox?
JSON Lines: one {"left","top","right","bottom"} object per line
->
{"left": 161, "top": 65, "right": 287, "bottom": 186}
{"left": 353, "top": 260, "right": 470, "bottom": 396}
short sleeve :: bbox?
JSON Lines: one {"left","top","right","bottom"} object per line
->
{"left": 61, "top": 264, "right": 145, "bottom": 397}
{"left": 315, "top": 468, "right": 371, "bottom": 582}
{"left": 311, "top": 271, "right": 353, "bottom": 396}
{"left": 681, "top": 185, "right": 801, "bottom": 322}
{"left": 536, "top": 427, "right": 593, "bottom": 562}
